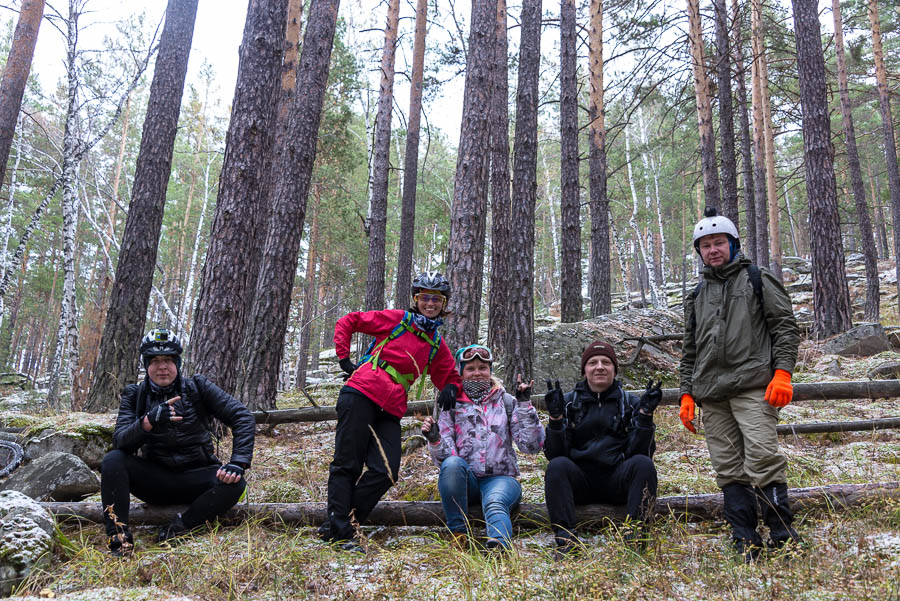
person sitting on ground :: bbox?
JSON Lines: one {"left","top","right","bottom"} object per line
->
{"left": 543, "top": 341, "right": 662, "bottom": 558}
{"left": 100, "top": 328, "right": 255, "bottom": 556}
{"left": 421, "top": 345, "right": 544, "bottom": 551}
{"left": 679, "top": 207, "right": 801, "bottom": 562}
{"left": 322, "top": 272, "right": 462, "bottom": 552}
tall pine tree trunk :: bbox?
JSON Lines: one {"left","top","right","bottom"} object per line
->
{"left": 833, "top": 0, "right": 878, "bottom": 321}
{"left": 757, "top": 14, "right": 781, "bottom": 278}
{"left": 868, "top": 0, "right": 900, "bottom": 312}
{"left": 365, "top": 0, "right": 401, "bottom": 311}
{"left": 588, "top": 0, "right": 610, "bottom": 317}
{"left": 791, "top": 0, "right": 852, "bottom": 338}
{"left": 750, "top": 0, "right": 769, "bottom": 267}
{"left": 488, "top": 0, "right": 510, "bottom": 351}
{"left": 506, "top": 0, "right": 541, "bottom": 388}
{"left": 0, "top": 0, "right": 43, "bottom": 190}
{"left": 395, "top": 0, "right": 428, "bottom": 308}
{"left": 731, "top": 0, "right": 755, "bottom": 257}
{"left": 686, "top": 0, "right": 721, "bottom": 211}
{"left": 713, "top": 0, "right": 738, "bottom": 223}
{"left": 559, "top": 0, "right": 581, "bottom": 322}
{"left": 190, "top": 0, "right": 288, "bottom": 395}
{"left": 85, "top": 0, "right": 198, "bottom": 412}
{"left": 446, "top": 0, "right": 495, "bottom": 348}
{"left": 295, "top": 192, "right": 320, "bottom": 390}
{"left": 237, "top": 0, "right": 341, "bottom": 411}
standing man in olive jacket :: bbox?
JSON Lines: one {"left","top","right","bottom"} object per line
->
{"left": 680, "top": 208, "right": 801, "bottom": 561}
{"left": 544, "top": 341, "right": 662, "bottom": 557}
{"left": 100, "top": 328, "right": 255, "bottom": 556}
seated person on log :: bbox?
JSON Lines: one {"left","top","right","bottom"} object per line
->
{"left": 679, "top": 208, "right": 801, "bottom": 562}
{"left": 322, "top": 272, "right": 462, "bottom": 552}
{"left": 101, "top": 328, "right": 255, "bottom": 556}
{"left": 543, "top": 341, "right": 662, "bottom": 558}
{"left": 420, "top": 344, "right": 544, "bottom": 550}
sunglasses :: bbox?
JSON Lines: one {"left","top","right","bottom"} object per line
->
{"left": 415, "top": 293, "right": 446, "bottom": 305}
{"left": 456, "top": 345, "right": 493, "bottom": 363}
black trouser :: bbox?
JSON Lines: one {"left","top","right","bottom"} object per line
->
{"left": 326, "top": 386, "right": 401, "bottom": 542}
{"left": 100, "top": 449, "right": 245, "bottom": 537}
{"left": 544, "top": 454, "right": 658, "bottom": 540}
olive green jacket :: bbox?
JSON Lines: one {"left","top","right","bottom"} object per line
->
{"left": 680, "top": 255, "right": 799, "bottom": 402}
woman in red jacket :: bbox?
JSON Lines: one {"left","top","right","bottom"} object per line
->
{"left": 322, "top": 272, "right": 461, "bottom": 552}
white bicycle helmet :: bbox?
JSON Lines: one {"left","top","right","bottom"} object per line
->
{"left": 692, "top": 207, "right": 740, "bottom": 252}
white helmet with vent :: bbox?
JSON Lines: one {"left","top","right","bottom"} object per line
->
{"left": 692, "top": 207, "right": 740, "bottom": 252}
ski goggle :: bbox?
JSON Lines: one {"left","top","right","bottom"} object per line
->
{"left": 414, "top": 292, "right": 446, "bottom": 305}
{"left": 455, "top": 344, "right": 493, "bottom": 364}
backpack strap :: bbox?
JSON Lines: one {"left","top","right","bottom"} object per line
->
{"left": 359, "top": 311, "right": 443, "bottom": 399}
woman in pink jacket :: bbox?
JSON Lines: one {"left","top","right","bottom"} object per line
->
{"left": 421, "top": 345, "right": 544, "bottom": 550}
{"left": 323, "top": 272, "right": 461, "bottom": 552}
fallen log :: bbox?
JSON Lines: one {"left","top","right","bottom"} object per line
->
{"left": 777, "top": 417, "right": 900, "bottom": 436}
{"left": 43, "top": 481, "right": 899, "bottom": 528}
{"left": 251, "top": 380, "right": 900, "bottom": 424}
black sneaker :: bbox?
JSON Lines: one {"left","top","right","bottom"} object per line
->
{"left": 157, "top": 514, "right": 190, "bottom": 545}
{"left": 108, "top": 530, "right": 134, "bottom": 557}
{"left": 337, "top": 539, "right": 365, "bottom": 554}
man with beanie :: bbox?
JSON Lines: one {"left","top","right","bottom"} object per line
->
{"left": 680, "top": 207, "right": 801, "bottom": 561}
{"left": 543, "top": 340, "right": 662, "bottom": 558}
{"left": 100, "top": 328, "right": 255, "bottom": 556}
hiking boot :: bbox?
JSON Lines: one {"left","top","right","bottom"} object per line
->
{"left": 756, "top": 483, "right": 801, "bottom": 549}
{"left": 450, "top": 531, "right": 468, "bottom": 550}
{"left": 108, "top": 529, "right": 134, "bottom": 557}
{"left": 157, "top": 514, "right": 190, "bottom": 545}
{"left": 317, "top": 521, "right": 332, "bottom": 542}
{"left": 337, "top": 539, "right": 365, "bottom": 554}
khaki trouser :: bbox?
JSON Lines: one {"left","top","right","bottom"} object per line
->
{"left": 701, "top": 387, "right": 787, "bottom": 489}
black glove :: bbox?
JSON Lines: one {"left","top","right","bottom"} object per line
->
{"left": 339, "top": 357, "right": 357, "bottom": 380}
{"left": 515, "top": 382, "right": 532, "bottom": 403}
{"left": 423, "top": 423, "right": 440, "bottom": 443}
{"left": 437, "top": 384, "right": 457, "bottom": 411}
{"left": 220, "top": 463, "right": 245, "bottom": 479}
{"left": 638, "top": 379, "right": 663, "bottom": 415}
{"left": 146, "top": 403, "right": 174, "bottom": 427}
{"left": 544, "top": 380, "right": 566, "bottom": 419}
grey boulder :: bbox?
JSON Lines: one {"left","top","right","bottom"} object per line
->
{"left": 1, "top": 451, "right": 99, "bottom": 501}
{"left": 0, "top": 490, "right": 54, "bottom": 596}
{"left": 822, "top": 323, "right": 891, "bottom": 357}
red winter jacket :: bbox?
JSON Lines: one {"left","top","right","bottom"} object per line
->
{"left": 334, "top": 309, "right": 461, "bottom": 417}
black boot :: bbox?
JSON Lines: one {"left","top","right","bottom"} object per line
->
{"left": 757, "top": 482, "right": 800, "bottom": 548}
{"left": 108, "top": 528, "right": 134, "bottom": 557}
{"left": 157, "top": 513, "right": 190, "bottom": 544}
{"left": 722, "top": 483, "right": 763, "bottom": 562}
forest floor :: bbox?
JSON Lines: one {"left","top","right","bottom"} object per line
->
{"left": 5, "top": 286, "right": 900, "bottom": 599}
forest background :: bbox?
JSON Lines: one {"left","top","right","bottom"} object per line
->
{"left": 0, "top": 0, "right": 897, "bottom": 413}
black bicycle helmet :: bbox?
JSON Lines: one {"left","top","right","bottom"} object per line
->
{"left": 139, "top": 328, "right": 183, "bottom": 368}
{"left": 411, "top": 271, "right": 451, "bottom": 299}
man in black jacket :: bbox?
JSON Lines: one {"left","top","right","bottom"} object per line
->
{"left": 100, "top": 328, "right": 255, "bottom": 556}
{"left": 543, "top": 341, "right": 661, "bottom": 558}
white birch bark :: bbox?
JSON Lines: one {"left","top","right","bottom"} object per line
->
{"left": 624, "top": 127, "right": 662, "bottom": 308}
{"left": 541, "top": 151, "right": 560, "bottom": 286}
{"left": 0, "top": 113, "right": 25, "bottom": 330}
{"left": 609, "top": 211, "right": 631, "bottom": 305}
{"left": 637, "top": 108, "right": 669, "bottom": 284}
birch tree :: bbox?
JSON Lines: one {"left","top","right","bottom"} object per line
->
{"left": 624, "top": 127, "right": 662, "bottom": 309}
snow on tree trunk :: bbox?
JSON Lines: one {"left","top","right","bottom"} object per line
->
{"left": 189, "top": 0, "right": 288, "bottom": 394}
{"left": 505, "top": 0, "right": 541, "bottom": 389}
{"left": 588, "top": 0, "right": 610, "bottom": 317}
{"left": 637, "top": 108, "right": 667, "bottom": 285}
{"left": 0, "top": 0, "right": 44, "bottom": 191}
{"left": 832, "top": 0, "right": 879, "bottom": 321}
{"left": 867, "top": 0, "right": 900, "bottom": 314}
{"left": 395, "top": 0, "right": 428, "bottom": 309}
{"left": 365, "top": 0, "right": 401, "bottom": 312}
{"left": 445, "top": 0, "right": 495, "bottom": 349}
{"left": 559, "top": 0, "right": 581, "bottom": 323}
{"left": 0, "top": 113, "right": 24, "bottom": 331}
{"left": 85, "top": 0, "right": 198, "bottom": 412}
{"left": 609, "top": 213, "right": 631, "bottom": 305}
{"left": 237, "top": 0, "right": 341, "bottom": 411}
{"left": 790, "top": 0, "right": 852, "bottom": 339}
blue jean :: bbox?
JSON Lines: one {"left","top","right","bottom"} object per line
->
{"left": 437, "top": 456, "right": 522, "bottom": 547}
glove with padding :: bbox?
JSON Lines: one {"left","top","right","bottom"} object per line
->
{"left": 146, "top": 399, "right": 179, "bottom": 428}
{"left": 220, "top": 463, "right": 245, "bottom": 479}
{"left": 679, "top": 394, "right": 696, "bottom": 433}
{"left": 638, "top": 379, "right": 663, "bottom": 415}
{"left": 765, "top": 369, "right": 793, "bottom": 408}
{"left": 544, "top": 380, "right": 566, "bottom": 419}
{"left": 437, "top": 384, "right": 457, "bottom": 411}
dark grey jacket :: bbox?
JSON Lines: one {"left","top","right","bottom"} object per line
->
{"left": 112, "top": 375, "right": 255, "bottom": 471}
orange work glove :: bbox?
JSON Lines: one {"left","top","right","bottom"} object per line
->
{"left": 679, "top": 394, "right": 696, "bottom": 433}
{"left": 765, "top": 369, "right": 793, "bottom": 408}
